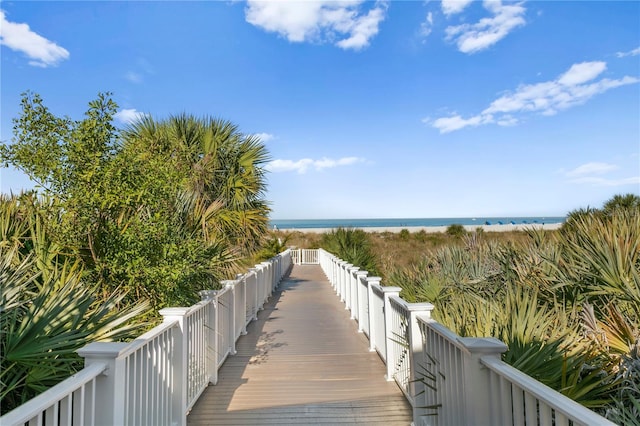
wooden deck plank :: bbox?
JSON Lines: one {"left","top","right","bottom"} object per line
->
{"left": 187, "top": 264, "right": 412, "bottom": 425}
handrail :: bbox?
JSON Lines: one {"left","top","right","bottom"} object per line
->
{"left": 1, "top": 362, "right": 108, "bottom": 426}
{"left": 481, "top": 356, "right": 616, "bottom": 426}
{"left": 2, "top": 249, "right": 293, "bottom": 426}
{"left": 116, "top": 319, "right": 178, "bottom": 360}
{"left": 317, "top": 248, "right": 612, "bottom": 426}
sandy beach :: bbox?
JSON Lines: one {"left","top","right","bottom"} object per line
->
{"left": 278, "top": 222, "right": 563, "bottom": 234}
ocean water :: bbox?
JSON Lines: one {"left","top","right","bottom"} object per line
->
{"left": 269, "top": 217, "right": 566, "bottom": 230}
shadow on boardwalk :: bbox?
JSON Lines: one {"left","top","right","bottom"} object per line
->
{"left": 188, "top": 265, "right": 412, "bottom": 425}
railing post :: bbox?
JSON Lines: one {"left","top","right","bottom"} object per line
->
{"left": 221, "top": 281, "right": 238, "bottom": 355}
{"left": 199, "top": 290, "right": 219, "bottom": 385}
{"left": 158, "top": 307, "right": 191, "bottom": 426}
{"left": 346, "top": 265, "right": 359, "bottom": 315}
{"left": 407, "top": 306, "right": 434, "bottom": 421}
{"left": 77, "top": 342, "right": 128, "bottom": 426}
{"left": 382, "top": 286, "right": 402, "bottom": 381}
{"left": 366, "top": 277, "right": 382, "bottom": 352}
{"left": 248, "top": 268, "right": 259, "bottom": 320}
{"left": 458, "top": 337, "right": 508, "bottom": 425}
{"left": 355, "top": 270, "right": 368, "bottom": 329}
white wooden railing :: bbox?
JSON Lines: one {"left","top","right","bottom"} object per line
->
{"left": 1, "top": 250, "right": 293, "bottom": 426}
{"left": 317, "top": 248, "right": 614, "bottom": 426}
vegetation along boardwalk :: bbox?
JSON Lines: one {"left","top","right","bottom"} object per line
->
{"left": 188, "top": 264, "right": 412, "bottom": 425}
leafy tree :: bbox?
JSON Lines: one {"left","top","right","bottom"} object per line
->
{"left": 1, "top": 92, "right": 271, "bottom": 309}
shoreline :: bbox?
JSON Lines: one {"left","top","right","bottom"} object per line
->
{"left": 275, "top": 223, "right": 563, "bottom": 234}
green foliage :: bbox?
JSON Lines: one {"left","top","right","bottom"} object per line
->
{"left": 321, "top": 228, "right": 379, "bottom": 275}
{"left": 255, "top": 232, "right": 290, "bottom": 262}
{"left": 0, "top": 92, "right": 272, "bottom": 412}
{"left": 389, "top": 194, "right": 640, "bottom": 415}
{"left": 0, "top": 196, "right": 149, "bottom": 414}
{"left": 399, "top": 228, "right": 410, "bottom": 240}
{"left": 445, "top": 223, "right": 466, "bottom": 238}
{"left": 1, "top": 92, "right": 271, "bottom": 310}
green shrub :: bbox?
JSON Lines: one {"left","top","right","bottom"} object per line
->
{"left": 446, "top": 223, "right": 466, "bottom": 238}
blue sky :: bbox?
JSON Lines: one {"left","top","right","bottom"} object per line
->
{"left": 1, "top": 1, "right": 639, "bottom": 219}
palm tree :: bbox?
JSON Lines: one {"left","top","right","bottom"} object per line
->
{"left": 122, "top": 114, "right": 271, "bottom": 256}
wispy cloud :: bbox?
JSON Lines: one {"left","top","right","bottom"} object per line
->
{"left": 564, "top": 162, "right": 638, "bottom": 187}
{"left": 244, "top": 1, "right": 387, "bottom": 51}
{"left": 445, "top": 0, "right": 526, "bottom": 54}
{"left": 114, "top": 108, "right": 147, "bottom": 125}
{"left": 125, "top": 71, "right": 143, "bottom": 84}
{"left": 419, "top": 12, "right": 434, "bottom": 40}
{"left": 441, "top": 0, "right": 473, "bottom": 16}
{"left": 429, "top": 60, "right": 639, "bottom": 133}
{"left": 566, "top": 162, "right": 619, "bottom": 177}
{"left": 254, "top": 132, "right": 275, "bottom": 143}
{"left": 0, "top": 9, "right": 69, "bottom": 67}
{"left": 567, "top": 176, "right": 640, "bottom": 187}
{"left": 267, "top": 157, "right": 365, "bottom": 174}
{"left": 616, "top": 46, "right": 640, "bottom": 58}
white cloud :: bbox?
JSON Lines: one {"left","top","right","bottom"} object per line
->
{"left": 566, "top": 162, "right": 619, "bottom": 177}
{"left": 0, "top": 9, "right": 69, "bottom": 67}
{"left": 568, "top": 176, "right": 640, "bottom": 187}
{"left": 114, "top": 108, "right": 147, "bottom": 125}
{"left": 445, "top": 0, "right": 526, "bottom": 53}
{"left": 267, "top": 156, "right": 365, "bottom": 174}
{"left": 125, "top": 71, "right": 143, "bottom": 84}
{"left": 558, "top": 61, "right": 607, "bottom": 86}
{"left": 254, "top": 132, "right": 275, "bottom": 142}
{"left": 244, "top": 1, "right": 387, "bottom": 50}
{"left": 429, "top": 114, "right": 490, "bottom": 133}
{"left": 429, "top": 60, "right": 639, "bottom": 133}
{"left": 616, "top": 47, "right": 640, "bottom": 58}
{"left": 419, "top": 12, "right": 434, "bottom": 39}
{"left": 441, "top": 0, "right": 473, "bottom": 16}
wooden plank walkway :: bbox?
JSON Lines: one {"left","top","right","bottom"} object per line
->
{"left": 188, "top": 264, "right": 412, "bottom": 425}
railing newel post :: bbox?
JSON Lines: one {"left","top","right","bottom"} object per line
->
{"left": 199, "top": 290, "right": 219, "bottom": 385}
{"left": 366, "top": 277, "right": 382, "bottom": 352}
{"left": 159, "top": 307, "right": 191, "bottom": 426}
{"left": 458, "top": 337, "right": 508, "bottom": 425}
{"left": 354, "top": 271, "right": 368, "bottom": 331}
{"left": 406, "top": 305, "right": 434, "bottom": 421}
{"left": 381, "top": 286, "right": 402, "bottom": 381}
{"left": 346, "top": 265, "right": 359, "bottom": 314}
{"left": 77, "top": 342, "right": 128, "bottom": 426}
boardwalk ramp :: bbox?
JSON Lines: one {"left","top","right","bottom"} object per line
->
{"left": 187, "top": 264, "right": 412, "bottom": 425}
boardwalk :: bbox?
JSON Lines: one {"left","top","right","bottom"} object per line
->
{"left": 188, "top": 264, "right": 412, "bottom": 425}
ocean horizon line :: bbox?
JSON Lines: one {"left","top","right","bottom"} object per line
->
{"left": 269, "top": 216, "right": 566, "bottom": 230}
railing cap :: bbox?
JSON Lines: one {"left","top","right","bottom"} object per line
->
{"left": 221, "top": 280, "right": 239, "bottom": 288}
{"left": 406, "top": 302, "right": 435, "bottom": 312}
{"left": 159, "top": 307, "right": 191, "bottom": 319}
{"left": 458, "top": 336, "right": 508, "bottom": 354}
{"left": 199, "top": 289, "right": 217, "bottom": 300}
{"left": 381, "top": 286, "right": 402, "bottom": 293}
{"left": 77, "top": 342, "right": 129, "bottom": 358}
{"left": 365, "top": 276, "right": 382, "bottom": 282}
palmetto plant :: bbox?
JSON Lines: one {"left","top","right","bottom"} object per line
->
{"left": 0, "top": 196, "right": 149, "bottom": 415}
{"left": 321, "top": 228, "right": 379, "bottom": 275}
{"left": 389, "top": 203, "right": 640, "bottom": 415}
